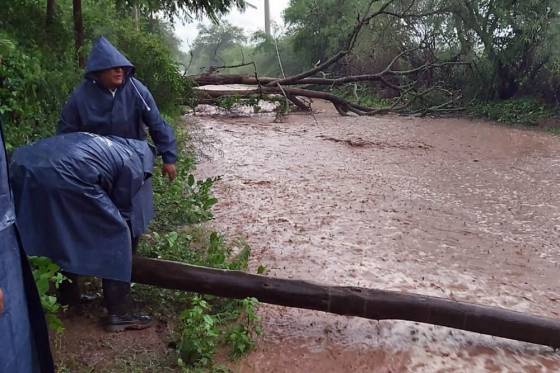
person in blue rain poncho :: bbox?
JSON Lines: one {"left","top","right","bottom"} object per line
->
{"left": 0, "top": 122, "right": 54, "bottom": 372}
{"left": 52, "top": 35, "right": 177, "bottom": 330}
{"left": 11, "top": 133, "right": 156, "bottom": 332}
{"left": 59, "top": 35, "right": 178, "bottom": 235}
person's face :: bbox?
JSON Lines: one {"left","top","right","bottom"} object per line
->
{"left": 97, "top": 67, "right": 125, "bottom": 89}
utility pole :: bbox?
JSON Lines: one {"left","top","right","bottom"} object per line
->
{"left": 264, "top": 0, "right": 271, "bottom": 36}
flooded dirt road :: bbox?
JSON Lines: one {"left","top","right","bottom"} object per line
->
{"left": 193, "top": 101, "right": 560, "bottom": 372}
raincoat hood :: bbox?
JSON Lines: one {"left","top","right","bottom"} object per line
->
{"left": 85, "top": 36, "right": 134, "bottom": 76}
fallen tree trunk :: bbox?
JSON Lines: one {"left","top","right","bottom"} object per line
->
{"left": 191, "top": 61, "right": 468, "bottom": 88}
{"left": 194, "top": 86, "right": 388, "bottom": 115}
{"left": 132, "top": 256, "right": 560, "bottom": 349}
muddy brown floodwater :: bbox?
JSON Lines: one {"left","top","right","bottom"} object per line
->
{"left": 192, "top": 101, "right": 560, "bottom": 372}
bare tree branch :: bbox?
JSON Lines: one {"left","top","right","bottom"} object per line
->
{"left": 204, "top": 61, "right": 258, "bottom": 74}
{"left": 186, "top": 0, "right": 469, "bottom": 117}
{"left": 265, "top": 0, "right": 398, "bottom": 87}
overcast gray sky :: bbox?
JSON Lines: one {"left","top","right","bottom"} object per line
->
{"left": 174, "top": 0, "right": 291, "bottom": 52}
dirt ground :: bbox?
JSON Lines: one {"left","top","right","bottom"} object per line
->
{"left": 192, "top": 101, "right": 560, "bottom": 372}
{"left": 52, "top": 298, "right": 178, "bottom": 372}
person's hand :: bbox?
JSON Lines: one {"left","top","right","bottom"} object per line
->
{"left": 0, "top": 288, "right": 4, "bottom": 315}
{"left": 162, "top": 163, "right": 177, "bottom": 182}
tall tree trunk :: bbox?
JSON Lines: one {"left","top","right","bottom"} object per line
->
{"left": 134, "top": 5, "right": 140, "bottom": 32}
{"left": 46, "top": 0, "right": 56, "bottom": 27}
{"left": 72, "top": 0, "right": 85, "bottom": 67}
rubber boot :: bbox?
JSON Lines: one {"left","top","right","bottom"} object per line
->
{"left": 102, "top": 278, "right": 153, "bottom": 332}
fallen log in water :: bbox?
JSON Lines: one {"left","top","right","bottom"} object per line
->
{"left": 132, "top": 256, "right": 560, "bottom": 349}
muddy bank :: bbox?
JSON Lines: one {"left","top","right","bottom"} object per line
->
{"left": 192, "top": 101, "right": 560, "bottom": 372}
{"left": 52, "top": 306, "right": 174, "bottom": 372}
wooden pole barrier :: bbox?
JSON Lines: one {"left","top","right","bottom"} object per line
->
{"left": 132, "top": 256, "right": 560, "bottom": 349}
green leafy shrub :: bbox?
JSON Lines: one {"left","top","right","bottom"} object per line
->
{"left": 177, "top": 296, "right": 261, "bottom": 368}
{"left": 152, "top": 169, "right": 219, "bottom": 231}
{"left": 139, "top": 116, "right": 260, "bottom": 369}
{"left": 151, "top": 116, "right": 218, "bottom": 232}
{"left": 469, "top": 98, "right": 554, "bottom": 126}
{"left": 0, "top": 34, "right": 78, "bottom": 150}
{"left": 224, "top": 297, "right": 261, "bottom": 359}
{"left": 28, "top": 256, "right": 66, "bottom": 332}
{"left": 178, "top": 296, "right": 220, "bottom": 368}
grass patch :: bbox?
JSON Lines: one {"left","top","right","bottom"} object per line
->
{"left": 468, "top": 98, "right": 554, "bottom": 126}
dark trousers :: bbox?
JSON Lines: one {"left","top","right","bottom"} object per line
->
{"left": 103, "top": 234, "right": 139, "bottom": 315}
{"left": 60, "top": 235, "right": 139, "bottom": 316}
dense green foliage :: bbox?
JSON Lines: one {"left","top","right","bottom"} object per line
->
{"left": 282, "top": 0, "right": 560, "bottom": 101}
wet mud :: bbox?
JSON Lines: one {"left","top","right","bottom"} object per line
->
{"left": 192, "top": 101, "right": 560, "bottom": 372}
{"left": 53, "top": 308, "right": 173, "bottom": 371}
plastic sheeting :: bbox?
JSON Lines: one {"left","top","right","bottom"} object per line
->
{"left": 0, "top": 125, "right": 53, "bottom": 373}
{"left": 10, "top": 132, "right": 154, "bottom": 282}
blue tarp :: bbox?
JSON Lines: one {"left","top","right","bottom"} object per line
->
{"left": 10, "top": 132, "right": 155, "bottom": 282}
{"left": 0, "top": 125, "right": 53, "bottom": 373}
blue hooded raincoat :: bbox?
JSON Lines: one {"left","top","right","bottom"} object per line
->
{"left": 58, "top": 36, "right": 177, "bottom": 238}
{"left": 0, "top": 124, "right": 54, "bottom": 373}
{"left": 11, "top": 133, "right": 155, "bottom": 282}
